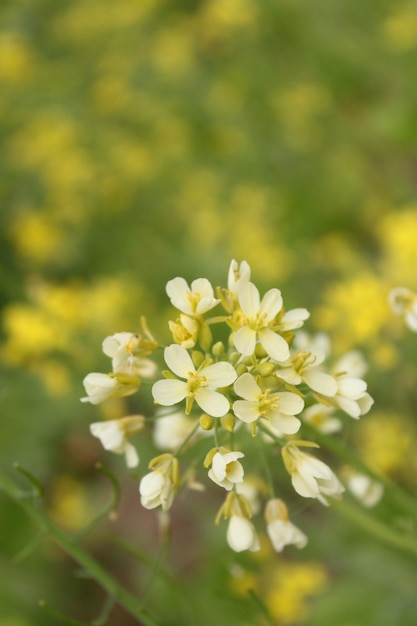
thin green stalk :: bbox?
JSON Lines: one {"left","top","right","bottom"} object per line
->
{"left": 331, "top": 496, "right": 417, "bottom": 559}
{"left": 302, "top": 422, "right": 417, "bottom": 521}
{"left": 0, "top": 472, "right": 161, "bottom": 626}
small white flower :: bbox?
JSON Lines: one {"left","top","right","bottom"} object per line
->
{"left": 332, "top": 350, "right": 368, "bottom": 378}
{"left": 278, "top": 307, "right": 310, "bottom": 332}
{"left": 227, "top": 516, "right": 260, "bottom": 553}
{"left": 208, "top": 449, "right": 245, "bottom": 491}
{"left": 277, "top": 350, "right": 338, "bottom": 397}
{"left": 282, "top": 443, "right": 345, "bottom": 505}
{"left": 81, "top": 372, "right": 140, "bottom": 404}
{"left": 302, "top": 404, "right": 342, "bottom": 434}
{"left": 168, "top": 314, "right": 199, "bottom": 349}
{"left": 152, "top": 344, "right": 237, "bottom": 417}
{"left": 139, "top": 471, "right": 175, "bottom": 511}
{"left": 227, "top": 259, "right": 251, "bottom": 293}
{"left": 347, "top": 473, "right": 384, "bottom": 508}
{"left": 265, "top": 499, "right": 308, "bottom": 552}
{"left": 389, "top": 286, "right": 417, "bottom": 332}
{"left": 153, "top": 410, "right": 197, "bottom": 451}
{"left": 233, "top": 372, "right": 303, "bottom": 434}
{"left": 139, "top": 454, "right": 179, "bottom": 511}
{"left": 166, "top": 277, "right": 220, "bottom": 317}
{"left": 332, "top": 376, "right": 374, "bottom": 418}
{"left": 102, "top": 332, "right": 157, "bottom": 377}
{"left": 90, "top": 416, "right": 144, "bottom": 467}
{"left": 233, "top": 282, "right": 290, "bottom": 361}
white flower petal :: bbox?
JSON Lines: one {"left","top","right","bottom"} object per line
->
{"left": 303, "top": 370, "right": 338, "bottom": 396}
{"left": 227, "top": 516, "right": 260, "bottom": 552}
{"left": 280, "top": 308, "right": 310, "bottom": 330}
{"left": 259, "top": 329, "right": 290, "bottom": 361}
{"left": 233, "top": 400, "right": 260, "bottom": 423}
{"left": 125, "top": 443, "right": 139, "bottom": 468}
{"left": 164, "top": 344, "right": 195, "bottom": 378}
{"left": 238, "top": 282, "right": 260, "bottom": 317}
{"left": 335, "top": 395, "right": 361, "bottom": 418}
{"left": 268, "top": 413, "right": 301, "bottom": 435}
{"left": 357, "top": 392, "right": 374, "bottom": 415}
{"left": 292, "top": 472, "right": 320, "bottom": 498}
{"left": 276, "top": 367, "right": 302, "bottom": 386}
{"left": 166, "top": 277, "right": 193, "bottom": 315}
{"left": 234, "top": 373, "right": 261, "bottom": 401}
{"left": 90, "top": 421, "right": 124, "bottom": 450}
{"left": 267, "top": 519, "right": 308, "bottom": 552}
{"left": 275, "top": 392, "right": 304, "bottom": 415}
{"left": 152, "top": 379, "right": 188, "bottom": 406}
{"left": 195, "top": 388, "right": 230, "bottom": 417}
{"left": 233, "top": 326, "right": 257, "bottom": 356}
{"left": 337, "top": 377, "right": 367, "bottom": 400}
{"left": 228, "top": 259, "right": 251, "bottom": 293}
{"left": 259, "top": 288, "right": 283, "bottom": 321}
{"left": 202, "top": 361, "right": 237, "bottom": 388}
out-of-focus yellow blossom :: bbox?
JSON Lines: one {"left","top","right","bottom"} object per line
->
{"left": 52, "top": 0, "right": 159, "bottom": 43}
{"left": 382, "top": 8, "right": 417, "bottom": 51}
{"left": 314, "top": 272, "right": 389, "bottom": 351}
{"left": 9, "top": 211, "right": 64, "bottom": 266}
{"left": 36, "top": 361, "right": 71, "bottom": 397}
{"left": 227, "top": 186, "right": 295, "bottom": 282}
{"left": 312, "top": 233, "right": 363, "bottom": 273}
{"left": 90, "top": 74, "right": 133, "bottom": 115}
{"left": 355, "top": 412, "right": 417, "bottom": 485}
{"left": 198, "top": 0, "right": 259, "bottom": 40}
{"left": 150, "top": 26, "right": 195, "bottom": 77}
{"left": 273, "top": 82, "right": 332, "bottom": 150}
{"left": 48, "top": 476, "right": 94, "bottom": 532}
{"left": 107, "top": 135, "right": 156, "bottom": 185}
{"left": 0, "top": 33, "right": 35, "bottom": 83}
{"left": 265, "top": 561, "right": 328, "bottom": 624}
{"left": 1, "top": 278, "right": 150, "bottom": 391}
{"left": 378, "top": 208, "right": 417, "bottom": 286}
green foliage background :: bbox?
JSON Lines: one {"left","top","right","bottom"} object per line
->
{"left": 1, "top": 0, "right": 417, "bottom": 625}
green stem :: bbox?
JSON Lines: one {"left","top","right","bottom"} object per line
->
{"left": 302, "top": 423, "right": 417, "bottom": 521}
{"left": 0, "top": 472, "right": 161, "bottom": 626}
{"left": 331, "top": 496, "right": 417, "bottom": 559}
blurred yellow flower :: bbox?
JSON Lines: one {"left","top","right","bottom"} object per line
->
{"left": 265, "top": 560, "right": 328, "bottom": 624}
{"left": 314, "top": 272, "right": 389, "bottom": 351}
{"left": 150, "top": 26, "right": 195, "bottom": 76}
{"left": 48, "top": 476, "right": 94, "bottom": 532}
{"left": 383, "top": 8, "right": 417, "bottom": 51}
{"left": 0, "top": 33, "right": 34, "bottom": 82}
{"left": 9, "top": 211, "right": 64, "bottom": 265}
{"left": 378, "top": 207, "right": 417, "bottom": 286}
{"left": 273, "top": 82, "right": 332, "bottom": 149}
{"left": 355, "top": 412, "right": 417, "bottom": 485}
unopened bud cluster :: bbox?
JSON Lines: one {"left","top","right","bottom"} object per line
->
{"left": 82, "top": 260, "right": 375, "bottom": 552}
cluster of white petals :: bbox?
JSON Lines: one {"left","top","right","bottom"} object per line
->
{"left": 207, "top": 449, "right": 245, "bottom": 491}
{"left": 166, "top": 277, "right": 220, "bottom": 317}
{"left": 233, "top": 372, "right": 303, "bottom": 434}
{"left": 389, "top": 286, "right": 417, "bottom": 332}
{"left": 82, "top": 259, "right": 378, "bottom": 553}
{"left": 265, "top": 499, "right": 307, "bottom": 552}
{"left": 90, "top": 415, "right": 145, "bottom": 468}
{"left": 233, "top": 282, "right": 290, "bottom": 361}
{"left": 283, "top": 443, "right": 345, "bottom": 505}
{"left": 81, "top": 372, "right": 140, "bottom": 404}
{"left": 152, "top": 344, "right": 237, "bottom": 417}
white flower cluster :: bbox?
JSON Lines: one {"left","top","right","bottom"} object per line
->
{"left": 389, "top": 286, "right": 417, "bottom": 332}
{"left": 82, "top": 260, "right": 376, "bottom": 553}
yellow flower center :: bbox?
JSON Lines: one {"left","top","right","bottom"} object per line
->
{"left": 292, "top": 350, "right": 316, "bottom": 374}
{"left": 258, "top": 389, "right": 278, "bottom": 416}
